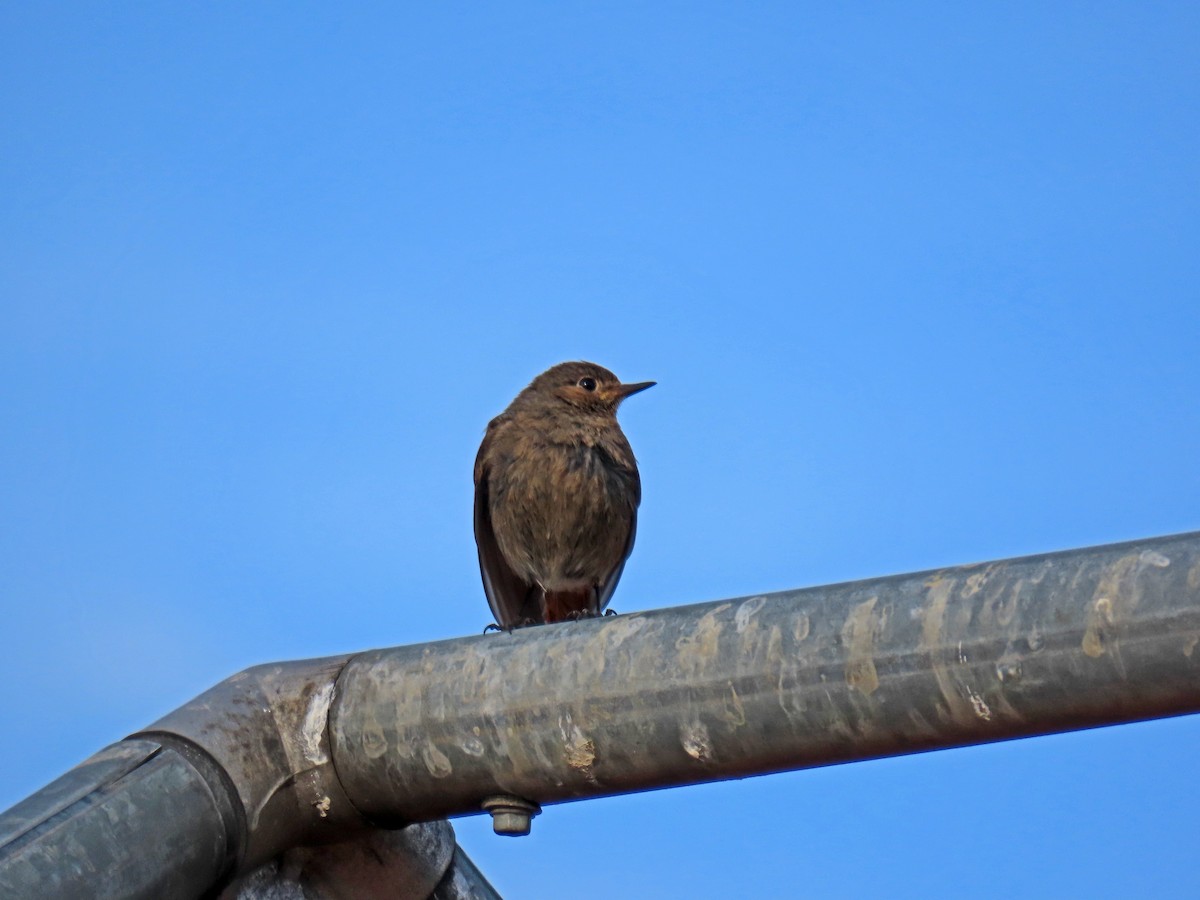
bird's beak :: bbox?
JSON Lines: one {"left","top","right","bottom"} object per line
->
{"left": 612, "top": 380, "right": 656, "bottom": 401}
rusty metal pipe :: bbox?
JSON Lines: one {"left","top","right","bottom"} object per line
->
{"left": 0, "top": 738, "right": 239, "bottom": 899}
{"left": 3, "top": 531, "right": 1199, "bottom": 897}
{"left": 329, "top": 531, "right": 1200, "bottom": 823}
{"left": 0, "top": 657, "right": 494, "bottom": 898}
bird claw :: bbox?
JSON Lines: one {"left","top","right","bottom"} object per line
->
{"left": 566, "top": 609, "right": 611, "bottom": 622}
{"left": 485, "top": 618, "right": 540, "bottom": 632}
{"left": 603, "top": 609, "right": 619, "bottom": 617}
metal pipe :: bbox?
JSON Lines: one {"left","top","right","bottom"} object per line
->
{"left": 430, "top": 847, "right": 503, "bottom": 900}
{"left": 0, "top": 737, "right": 239, "bottom": 900}
{"left": 136, "top": 653, "right": 365, "bottom": 870}
{"left": 328, "top": 531, "right": 1200, "bottom": 823}
{"left": 0, "top": 656, "right": 492, "bottom": 898}
{"left": 3, "top": 530, "right": 1199, "bottom": 897}
{"left": 220, "top": 821, "right": 499, "bottom": 900}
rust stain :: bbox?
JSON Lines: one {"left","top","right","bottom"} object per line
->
{"left": 775, "top": 616, "right": 806, "bottom": 721}
{"left": 962, "top": 568, "right": 990, "bottom": 598}
{"left": 1082, "top": 596, "right": 1114, "bottom": 658}
{"left": 421, "top": 742, "right": 453, "bottom": 778}
{"left": 842, "top": 596, "right": 882, "bottom": 696}
{"left": 776, "top": 667, "right": 806, "bottom": 721}
{"left": 601, "top": 614, "right": 647, "bottom": 649}
{"left": 722, "top": 684, "right": 747, "bottom": 727}
{"left": 675, "top": 604, "right": 729, "bottom": 676}
{"left": 962, "top": 573, "right": 985, "bottom": 597}
{"left": 681, "top": 720, "right": 713, "bottom": 763}
{"left": 921, "top": 578, "right": 951, "bottom": 648}
{"left": 1096, "top": 554, "right": 1142, "bottom": 608}
{"left": 921, "top": 575, "right": 975, "bottom": 723}
{"left": 765, "top": 625, "right": 783, "bottom": 666}
{"left": 564, "top": 734, "right": 596, "bottom": 770}
{"left": 1083, "top": 553, "right": 1141, "bottom": 668}
{"left": 967, "top": 689, "right": 993, "bottom": 721}
{"left": 361, "top": 717, "right": 389, "bottom": 760}
{"left": 1079, "top": 554, "right": 1145, "bottom": 679}
{"left": 993, "top": 579, "right": 1020, "bottom": 627}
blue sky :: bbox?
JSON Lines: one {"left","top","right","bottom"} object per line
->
{"left": 2, "top": 4, "right": 1198, "bottom": 897}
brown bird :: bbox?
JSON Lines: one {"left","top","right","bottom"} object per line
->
{"left": 474, "top": 361, "right": 654, "bottom": 629}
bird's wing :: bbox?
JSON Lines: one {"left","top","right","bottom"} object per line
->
{"left": 595, "top": 505, "right": 636, "bottom": 612}
{"left": 595, "top": 459, "right": 641, "bottom": 612}
{"left": 474, "top": 431, "right": 532, "bottom": 628}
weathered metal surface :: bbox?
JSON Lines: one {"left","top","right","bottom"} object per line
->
{"left": 220, "top": 821, "right": 463, "bottom": 900}
{"left": 429, "top": 847, "right": 503, "bottom": 900}
{"left": 4, "top": 530, "right": 1199, "bottom": 897}
{"left": 135, "top": 653, "right": 366, "bottom": 870}
{"left": 1, "top": 657, "right": 492, "bottom": 899}
{"left": 138, "top": 654, "right": 501, "bottom": 897}
{"left": 329, "top": 531, "right": 1200, "bottom": 822}
{"left": 0, "top": 738, "right": 237, "bottom": 899}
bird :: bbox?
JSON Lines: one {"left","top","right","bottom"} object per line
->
{"left": 474, "top": 361, "right": 654, "bottom": 629}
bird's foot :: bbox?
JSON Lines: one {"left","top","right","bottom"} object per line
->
{"left": 484, "top": 618, "right": 540, "bottom": 633}
{"left": 565, "top": 609, "right": 602, "bottom": 622}
{"left": 603, "top": 609, "right": 619, "bottom": 617}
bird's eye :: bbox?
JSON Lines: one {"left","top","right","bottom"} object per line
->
{"left": 578, "top": 377, "right": 597, "bottom": 391}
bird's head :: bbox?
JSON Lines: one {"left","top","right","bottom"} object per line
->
{"left": 523, "top": 361, "right": 655, "bottom": 415}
